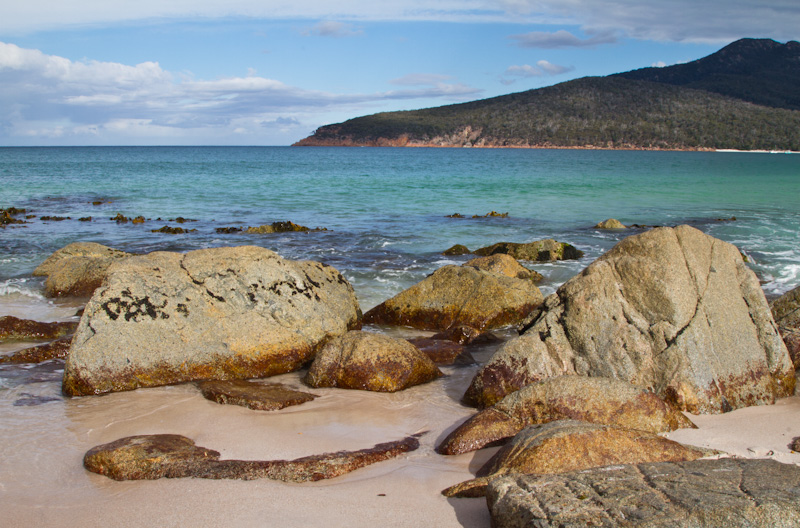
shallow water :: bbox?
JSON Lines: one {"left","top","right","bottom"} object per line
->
{"left": 1, "top": 147, "right": 799, "bottom": 526}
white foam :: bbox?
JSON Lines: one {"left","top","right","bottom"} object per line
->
{"left": 0, "top": 279, "right": 45, "bottom": 300}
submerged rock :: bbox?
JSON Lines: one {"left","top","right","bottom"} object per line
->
{"left": 0, "top": 316, "right": 77, "bottom": 341}
{"left": 463, "top": 254, "right": 542, "bottom": 281}
{"left": 84, "top": 433, "right": 422, "bottom": 481}
{"left": 63, "top": 246, "right": 361, "bottom": 396}
{"left": 438, "top": 376, "right": 695, "bottom": 455}
{"left": 245, "top": 221, "right": 326, "bottom": 234}
{"left": 198, "top": 380, "right": 317, "bottom": 411}
{"left": 305, "top": 331, "right": 442, "bottom": 392}
{"left": 33, "top": 242, "right": 131, "bottom": 297}
{"left": 594, "top": 218, "right": 626, "bottom": 229}
{"left": 0, "top": 337, "right": 72, "bottom": 364}
{"left": 151, "top": 225, "right": 196, "bottom": 234}
{"left": 406, "top": 337, "right": 470, "bottom": 365}
{"left": 473, "top": 239, "right": 583, "bottom": 262}
{"left": 487, "top": 458, "right": 800, "bottom": 528}
{"left": 363, "top": 265, "right": 542, "bottom": 332}
{"left": 466, "top": 225, "right": 795, "bottom": 412}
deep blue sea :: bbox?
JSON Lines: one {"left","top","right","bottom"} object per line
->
{"left": 1, "top": 146, "right": 799, "bottom": 527}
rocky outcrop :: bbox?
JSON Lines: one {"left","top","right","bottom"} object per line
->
{"left": 0, "top": 337, "right": 72, "bottom": 364}
{"left": 63, "top": 246, "right": 361, "bottom": 396}
{"left": 463, "top": 254, "right": 542, "bottom": 281}
{"left": 465, "top": 226, "right": 795, "bottom": 412}
{"left": 84, "top": 433, "right": 422, "bottom": 481}
{"left": 246, "top": 221, "right": 326, "bottom": 234}
{"left": 363, "top": 265, "right": 543, "bottom": 332}
{"left": 594, "top": 218, "right": 626, "bottom": 229}
{"left": 438, "top": 376, "right": 695, "bottom": 455}
{"left": 305, "top": 331, "right": 442, "bottom": 392}
{"left": 33, "top": 242, "right": 131, "bottom": 297}
{"left": 443, "top": 420, "right": 709, "bottom": 498}
{"left": 0, "top": 316, "right": 77, "bottom": 341}
{"left": 442, "top": 244, "right": 471, "bottom": 256}
{"left": 487, "top": 458, "right": 800, "bottom": 528}
{"left": 198, "top": 380, "right": 317, "bottom": 411}
{"left": 473, "top": 239, "right": 583, "bottom": 262}
{"left": 771, "top": 285, "right": 800, "bottom": 369}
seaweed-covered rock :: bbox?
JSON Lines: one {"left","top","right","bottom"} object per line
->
{"left": 443, "top": 420, "right": 709, "bottom": 498}
{"left": 438, "top": 376, "right": 695, "bottom": 455}
{"left": 466, "top": 226, "right": 794, "bottom": 412}
{"left": 198, "top": 380, "right": 317, "bottom": 411}
{"left": 442, "top": 244, "right": 471, "bottom": 256}
{"left": 63, "top": 246, "right": 361, "bottom": 396}
{"left": 463, "top": 254, "right": 542, "bottom": 281}
{"left": 473, "top": 239, "right": 583, "bottom": 262}
{"left": 305, "top": 331, "right": 442, "bottom": 392}
{"left": 33, "top": 242, "right": 131, "bottom": 297}
{"left": 84, "top": 433, "right": 422, "bottom": 482}
{"left": 0, "top": 337, "right": 72, "bottom": 364}
{"left": 245, "top": 221, "right": 326, "bottom": 234}
{"left": 0, "top": 316, "right": 77, "bottom": 341}
{"left": 487, "top": 458, "right": 800, "bottom": 528}
{"left": 363, "top": 265, "right": 542, "bottom": 332}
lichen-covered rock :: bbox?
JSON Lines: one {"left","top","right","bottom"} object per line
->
{"left": 305, "top": 331, "right": 442, "bottom": 392}
{"left": 363, "top": 265, "right": 543, "bottom": 332}
{"left": 63, "top": 246, "right": 361, "bottom": 396}
{"left": 33, "top": 242, "right": 131, "bottom": 297}
{"left": 443, "top": 420, "right": 709, "bottom": 498}
{"left": 84, "top": 433, "right": 422, "bottom": 482}
{"left": 198, "top": 380, "right": 317, "bottom": 411}
{"left": 487, "top": 458, "right": 800, "bottom": 528}
{"left": 463, "top": 254, "right": 543, "bottom": 281}
{"left": 0, "top": 316, "right": 77, "bottom": 341}
{"left": 466, "top": 226, "right": 795, "bottom": 412}
{"left": 438, "top": 376, "right": 694, "bottom": 455}
{"left": 771, "top": 284, "right": 800, "bottom": 369}
{"left": 473, "top": 239, "right": 583, "bottom": 262}
{"left": 594, "top": 218, "right": 626, "bottom": 229}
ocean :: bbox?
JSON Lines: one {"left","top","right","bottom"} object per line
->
{"left": 1, "top": 146, "right": 799, "bottom": 526}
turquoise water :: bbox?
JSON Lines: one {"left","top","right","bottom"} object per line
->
{"left": 1, "top": 146, "right": 799, "bottom": 310}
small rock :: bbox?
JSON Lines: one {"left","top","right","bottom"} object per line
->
{"left": 305, "top": 331, "right": 442, "bottom": 392}
{"left": 594, "top": 218, "right": 626, "bottom": 229}
{"left": 84, "top": 433, "right": 423, "bottom": 482}
{"left": 151, "top": 225, "right": 196, "bottom": 234}
{"left": 442, "top": 244, "right": 471, "bottom": 256}
{"left": 216, "top": 227, "right": 243, "bottom": 234}
{"left": 40, "top": 216, "right": 71, "bottom": 221}
{"left": 198, "top": 380, "right": 317, "bottom": 411}
{"left": 245, "top": 221, "right": 325, "bottom": 234}
{"left": 790, "top": 437, "right": 800, "bottom": 452}
{"left": 0, "top": 316, "right": 77, "bottom": 341}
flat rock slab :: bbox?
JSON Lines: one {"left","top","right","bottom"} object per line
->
{"left": 198, "top": 379, "right": 317, "bottom": 411}
{"left": 487, "top": 458, "right": 800, "bottom": 528}
{"left": 84, "top": 433, "right": 422, "bottom": 482}
{"left": 439, "top": 376, "right": 695, "bottom": 456}
{"left": 0, "top": 337, "right": 72, "bottom": 364}
{"left": 443, "top": 420, "right": 708, "bottom": 498}
{"left": 0, "top": 316, "right": 77, "bottom": 341}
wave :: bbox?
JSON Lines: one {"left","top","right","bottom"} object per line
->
{"left": 0, "top": 278, "right": 45, "bottom": 300}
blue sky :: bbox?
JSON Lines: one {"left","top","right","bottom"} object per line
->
{"left": 1, "top": 1, "right": 798, "bottom": 146}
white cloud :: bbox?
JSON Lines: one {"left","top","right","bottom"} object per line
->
{"left": 0, "top": 41, "right": 481, "bottom": 145}
{"left": 509, "top": 29, "right": 618, "bottom": 48}
{"left": 301, "top": 21, "right": 364, "bottom": 38}
{"left": 501, "top": 60, "right": 574, "bottom": 84}
{"left": 652, "top": 61, "right": 667, "bottom": 68}
{"left": 389, "top": 73, "right": 453, "bottom": 85}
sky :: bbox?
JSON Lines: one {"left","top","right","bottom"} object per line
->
{"left": 1, "top": 1, "right": 798, "bottom": 146}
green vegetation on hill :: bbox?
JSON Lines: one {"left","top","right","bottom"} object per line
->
{"left": 295, "top": 38, "right": 800, "bottom": 151}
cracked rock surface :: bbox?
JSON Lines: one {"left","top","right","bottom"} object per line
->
{"left": 466, "top": 225, "right": 794, "bottom": 412}
{"left": 63, "top": 246, "right": 361, "bottom": 396}
{"left": 487, "top": 458, "right": 800, "bottom": 528}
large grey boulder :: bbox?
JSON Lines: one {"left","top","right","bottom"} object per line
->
{"left": 487, "top": 458, "right": 800, "bottom": 528}
{"left": 63, "top": 246, "right": 361, "bottom": 396}
{"left": 33, "top": 242, "right": 131, "bottom": 297}
{"left": 466, "top": 225, "right": 795, "bottom": 412}
{"left": 363, "top": 265, "right": 543, "bottom": 332}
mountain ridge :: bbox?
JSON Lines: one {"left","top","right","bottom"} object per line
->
{"left": 294, "top": 38, "right": 800, "bottom": 151}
